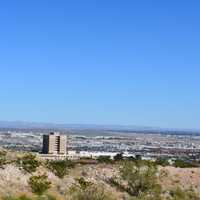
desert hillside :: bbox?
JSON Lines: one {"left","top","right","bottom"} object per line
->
{"left": 0, "top": 150, "right": 200, "bottom": 200}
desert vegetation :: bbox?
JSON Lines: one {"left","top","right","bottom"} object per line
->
{"left": 1, "top": 150, "right": 200, "bottom": 200}
{"left": 46, "top": 159, "right": 75, "bottom": 179}
{"left": 17, "top": 154, "right": 40, "bottom": 173}
{"left": 0, "top": 151, "right": 7, "bottom": 168}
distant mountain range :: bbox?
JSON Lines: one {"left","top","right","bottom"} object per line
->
{"left": 0, "top": 120, "right": 199, "bottom": 134}
{"left": 0, "top": 120, "right": 161, "bottom": 130}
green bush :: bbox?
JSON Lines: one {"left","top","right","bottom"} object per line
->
{"left": 120, "top": 161, "right": 162, "bottom": 199}
{"left": 29, "top": 174, "right": 51, "bottom": 195}
{"left": 97, "top": 156, "right": 113, "bottom": 164}
{"left": 3, "top": 195, "right": 32, "bottom": 200}
{"left": 18, "top": 154, "right": 40, "bottom": 173}
{"left": 135, "top": 155, "right": 142, "bottom": 160}
{"left": 69, "top": 177, "right": 115, "bottom": 200}
{"left": 76, "top": 177, "right": 93, "bottom": 190}
{"left": 46, "top": 159, "right": 75, "bottom": 179}
{"left": 169, "top": 187, "right": 200, "bottom": 200}
{"left": 114, "top": 153, "right": 123, "bottom": 161}
{"left": 155, "top": 158, "right": 170, "bottom": 167}
{"left": 173, "top": 159, "right": 197, "bottom": 168}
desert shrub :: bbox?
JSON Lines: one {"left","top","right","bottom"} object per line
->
{"left": 69, "top": 177, "right": 115, "bottom": 200}
{"left": 46, "top": 159, "right": 75, "bottom": 178}
{"left": 70, "top": 186, "right": 114, "bottom": 200}
{"left": 36, "top": 194, "right": 57, "bottom": 200}
{"left": 17, "top": 154, "right": 40, "bottom": 173}
{"left": 159, "top": 169, "right": 169, "bottom": 179}
{"left": 77, "top": 159, "right": 98, "bottom": 165}
{"left": 155, "top": 158, "right": 170, "bottom": 167}
{"left": 114, "top": 153, "right": 123, "bottom": 161}
{"left": 2, "top": 194, "right": 58, "bottom": 200}
{"left": 120, "top": 161, "right": 162, "bottom": 199}
{"left": 135, "top": 155, "right": 142, "bottom": 160}
{"left": 29, "top": 174, "right": 51, "bottom": 195}
{"left": 169, "top": 187, "right": 200, "bottom": 200}
{"left": 44, "top": 194, "right": 57, "bottom": 200}
{"left": 3, "top": 195, "right": 32, "bottom": 200}
{"left": 76, "top": 177, "right": 94, "bottom": 190}
{"left": 97, "top": 156, "right": 113, "bottom": 164}
{"left": 108, "top": 176, "right": 127, "bottom": 193}
{"left": 173, "top": 159, "right": 197, "bottom": 168}
{"left": 0, "top": 151, "right": 7, "bottom": 168}
{"left": 129, "top": 189, "right": 162, "bottom": 200}
{"left": 126, "top": 156, "right": 137, "bottom": 161}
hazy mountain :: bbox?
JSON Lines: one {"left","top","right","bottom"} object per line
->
{"left": 0, "top": 120, "right": 199, "bottom": 134}
{"left": 0, "top": 120, "right": 158, "bottom": 130}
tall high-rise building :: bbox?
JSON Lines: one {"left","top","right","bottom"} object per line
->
{"left": 42, "top": 132, "right": 67, "bottom": 155}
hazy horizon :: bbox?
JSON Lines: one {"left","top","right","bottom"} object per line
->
{"left": 0, "top": 120, "right": 200, "bottom": 132}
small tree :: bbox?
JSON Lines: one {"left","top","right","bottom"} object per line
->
{"left": 46, "top": 159, "right": 75, "bottom": 179}
{"left": 135, "top": 155, "right": 142, "bottom": 160}
{"left": 29, "top": 174, "right": 51, "bottom": 195}
{"left": 120, "top": 161, "right": 162, "bottom": 199}
{"left": 18, "top": 154, "right": 40, "bottom": 173}
{"left": 114, "top": 153, "right": 123, "bottom": 161}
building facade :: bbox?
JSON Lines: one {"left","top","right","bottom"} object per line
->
{"left": 42, "top": 132, "right": 67, "bottom": 155}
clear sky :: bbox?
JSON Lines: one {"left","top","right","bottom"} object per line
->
{"left": 0, "top": 0, "right": 200, "bottom": 129}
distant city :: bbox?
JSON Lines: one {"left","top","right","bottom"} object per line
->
{"left": 0, "top": 121, "right": 200, "bottom": 161}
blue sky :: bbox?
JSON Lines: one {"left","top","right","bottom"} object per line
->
{"left": 0, "top": 0, "right": 200, "bottom": 129}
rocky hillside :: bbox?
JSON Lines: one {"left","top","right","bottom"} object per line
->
{"left": 0, "top": 150, "right": 200, "bottom": 200}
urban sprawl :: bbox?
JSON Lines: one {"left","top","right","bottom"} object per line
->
{"left": 0, "top": 128, "right": 200, "bottom": 162}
